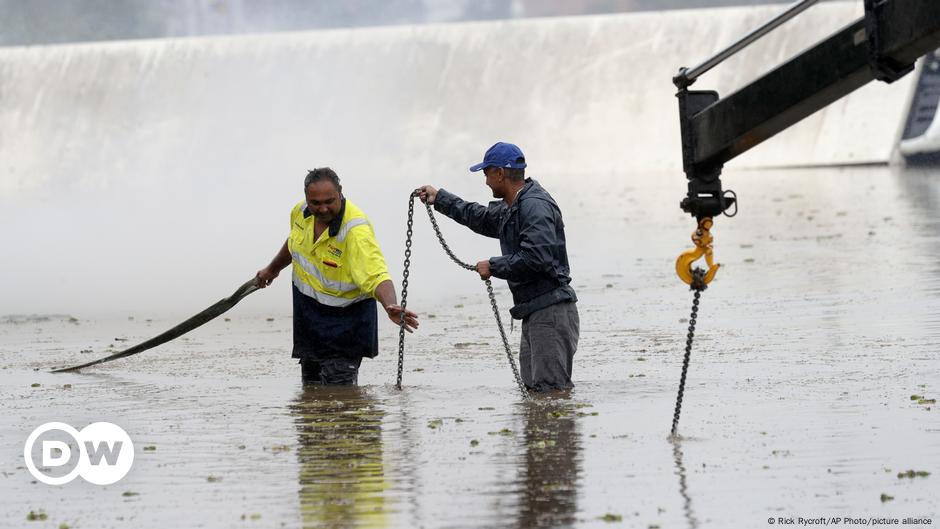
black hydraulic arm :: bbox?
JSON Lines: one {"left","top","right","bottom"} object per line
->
{"left": 675, "top": 0, "right": 940, "bottom": 220}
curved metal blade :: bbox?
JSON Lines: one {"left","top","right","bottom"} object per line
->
{"left": 51, "top": 277, "right": 261, "bottom": 373}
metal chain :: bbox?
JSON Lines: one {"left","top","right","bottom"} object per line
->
{"left": 671, "top": 268, "right": 706, "bottom": 436}
{"left": 397, "top": 191, "right": 529, "bottom": 398}
{"left": 483, "top": 278, "right": 528, "bottom": 398}
{"left": 420, "top": 199, "right": 473, "bottom": 271}
{"left": 395, "top": 195, "right": 415, "bottom": 390}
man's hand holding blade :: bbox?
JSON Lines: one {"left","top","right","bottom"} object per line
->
{"left": 255, "top": 266, "right": 280, "bottom": 288}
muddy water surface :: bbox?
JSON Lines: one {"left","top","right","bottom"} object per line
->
{"left": 1, "top": 166, "right": 938, "bottom": 528}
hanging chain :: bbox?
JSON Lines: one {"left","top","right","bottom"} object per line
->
{"left": 397, "top": 192, "right": 528, "bottom": 398}
{"left": 671, "top": 268, "right": 706, "bottom": 436}
{"left": 482, "top": 278, "right": 527, "bottom": 397}
{"left": 395, "top": 195, "right": 415, "bottom": 390}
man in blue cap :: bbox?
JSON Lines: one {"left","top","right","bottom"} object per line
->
{"left": 417, "top": 142, "right": 579, "bottom": 392}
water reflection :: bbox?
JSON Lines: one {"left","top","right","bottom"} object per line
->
{"left": 290, "top": 385, "right": 389, "bottom": 529}
{"left": 515, "top": 395, "right": 582, "bottom": 529}
{"left": 670, "top": 438, "right": 700, "bottom": 529}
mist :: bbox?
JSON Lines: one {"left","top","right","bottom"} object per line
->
{"left": 0, "top": 1, "right": 911, "bottom": 318}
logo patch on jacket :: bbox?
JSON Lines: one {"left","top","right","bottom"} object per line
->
{"left": 327, "top": 245, "right": 342, "bottom": 258}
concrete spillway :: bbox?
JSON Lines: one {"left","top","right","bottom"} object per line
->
{"left": 0, "top": 1, "right": 916, "bottom": 197}
{"left": 0, "top": 2, "right": 920, "bottom": 315}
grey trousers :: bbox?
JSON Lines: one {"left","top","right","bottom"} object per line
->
{"left": 519, "top": 301, "right": 580, "bottom": 392}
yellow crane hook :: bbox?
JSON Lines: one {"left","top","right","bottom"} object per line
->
{"left": 676, "top": 217, "right": 720, "bottom": 286}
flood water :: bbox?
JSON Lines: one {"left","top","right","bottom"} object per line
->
{"left": 1, "top": 165, "right": 939, "bottom": 528}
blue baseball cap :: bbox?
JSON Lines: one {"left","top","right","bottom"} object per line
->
{"left": 469, "top": 142, "right": 527, "bottom": 172}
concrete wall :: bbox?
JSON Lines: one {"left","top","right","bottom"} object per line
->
{"left": 0, "top": 1, "right": 915, "bottom": 198}
{"left": 0, "top": 2, "right": 919, "bottom": 315}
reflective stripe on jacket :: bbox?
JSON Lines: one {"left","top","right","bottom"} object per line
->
{"left": 288, "top": 198, "right": 392, "bottom": 307}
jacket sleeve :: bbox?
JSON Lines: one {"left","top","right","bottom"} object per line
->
{"left": 434, "top": 188, "right": 503, "bottom": 239}
{"left": 489, "top": 199, "right": 558, "bottom": 281}
{"left": 346, "top": 224, "right": 393, "bottom": 298}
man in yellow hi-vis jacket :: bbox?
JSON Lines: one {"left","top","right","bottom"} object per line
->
{"left": 256, "top": 168, "right": 418, "bottom": 385}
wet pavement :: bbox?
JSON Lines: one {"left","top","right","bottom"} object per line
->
{"left": 1, "top": 166, "right": 938, "bottom": 528}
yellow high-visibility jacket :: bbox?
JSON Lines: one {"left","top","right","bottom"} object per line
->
{"left": 288, "top": 199, "right": 391, "bottom": 307}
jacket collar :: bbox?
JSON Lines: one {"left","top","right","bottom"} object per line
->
{"left": 302, "top": 198, "right": 347, "bottom": 237}
{"left": 329, "top": 198, "right": 347, "bottom": 237}
{"left": 510, "top": 178, "right": 535, "bottom": 209}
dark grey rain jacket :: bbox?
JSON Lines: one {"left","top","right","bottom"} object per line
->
{"left": 434, "top": 178, "right": 577, "bottom": 319}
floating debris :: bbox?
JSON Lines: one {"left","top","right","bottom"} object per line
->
{"left": 265, "top": 318, "right": 274, "bottom": 322}
{"left": 911, "top": 395, "right": 924, "bottom": 401}
{"left": 529, "top": 440, "right": 557, "bottom": 449}
{"left": 238, "top": 444, "right": 246, "bottom": 450}
{"left": 470, "top": 439, "right": 479, "bottom": 447}
{"left": 206, "top": 475, "right": 222, "bottom": 482}
{"left": 30, "top": 383, "right": 40, "bottom": 388}
{"left": 487, "top": 428, "right": 513, "bottom": 437}
{"left": 478, "top": 407, "right": 495, "bottom": 411}
{"left": 897, "top": 470, "right": 930, "bottom": 479}
{"left": 143, "top": 446, "right": 156, "bottom": 452}
{"left": 412, "top": 368, "right": 425, "bottom": 372}
{"left": 268, "top": 445, "right": 291, "bottom": 454}
{"left": 599, "top": 513, "right": 622, "bottom": 522}
{"left": 880, "top": 493, "right": 894, "bottom": 502}
{"left": 62, "top": 384, "right": 72, "bottom": 389}
{"left": 427, "top": 419, "right": 443, "bottom": 429}
{"left": 577, "top": 411, "right": 600, "bottom": 417}
{"left": 121, "top": 491, "right": 139, "bottom": 497}
{"left": 26, "top": 510, "right": 48, "bottom": 521}
{"left": 917, "top": 399, "right": 936, "bottom": 405}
